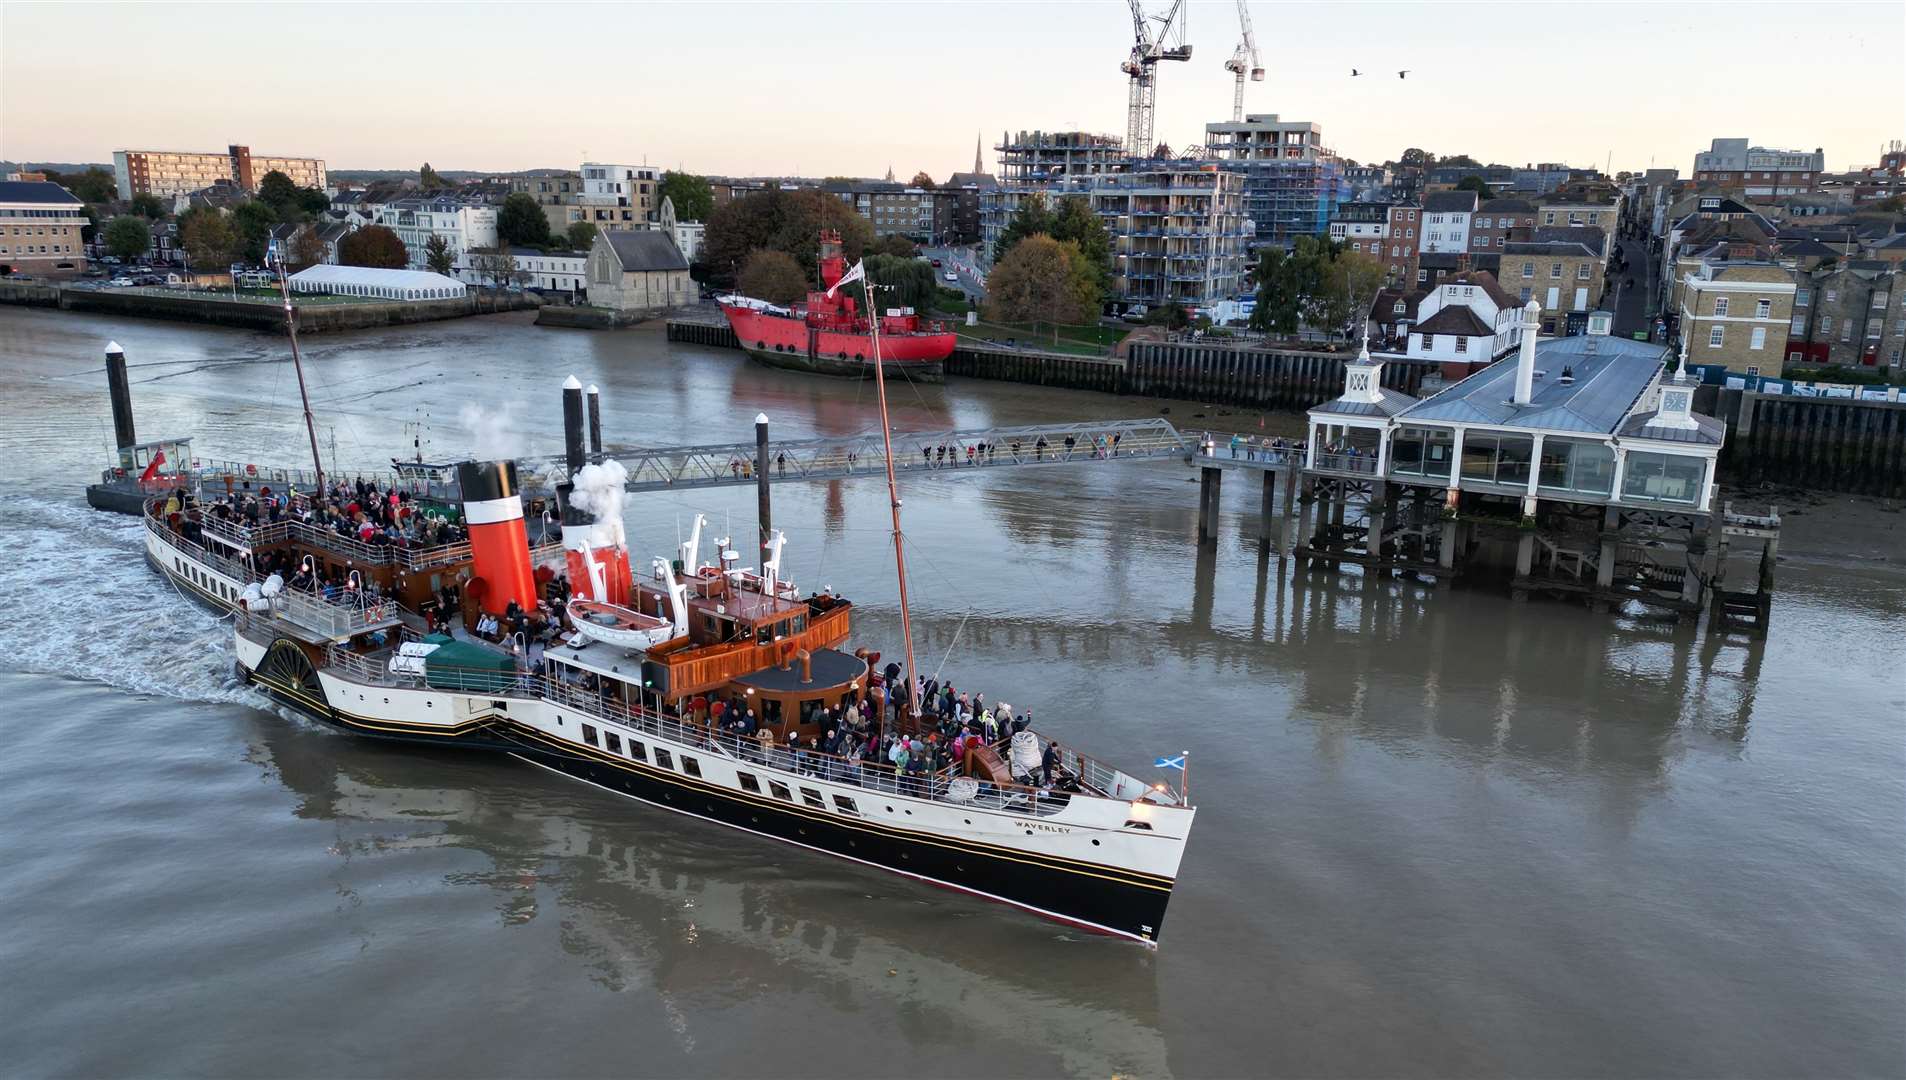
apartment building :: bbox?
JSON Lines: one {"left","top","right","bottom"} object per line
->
{"left": 0, "top": 180, "right": 89, "bottom": 276}
{"left": 578, "top": 162, "right": 658, "bottom": 231}
{"left": 1534, "top": 192, "right": 1620, "bottom": 258}
{"left": 1502, "top": 228, "right": 1609, "bottom": 334}
{"left": 375, "top": 197, "right": 498, "bottom": 270}
{"left": 1692, "top": 138, "right": 1825, "bottom": 198}
{"left": 1468, "top": 198, "right": 1537, "bottom": 259}
{"left": 1203, "top": 114, "right": 1348, "bottom": 246}
{"left": 1418, "top": 190, "right": 1478, "bottom": 255}
{"left": 993, "top": 130, "right": 1127, "bottom": 185}
{"left": 1328, "top": 201, "right": 1391, "bottom": 257}
{"left": 1678, "top": 260, "right": 1796, "bottom": 376}
{"left": 113, "top": 144, "right": 326, "bottom": 199}
{"left": 1789, "top": 262, "right": 1902, "bottom": 369}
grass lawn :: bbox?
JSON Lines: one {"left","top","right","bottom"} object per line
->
{"left": 955, "top": 319, "right": 1129, "bottom": 356}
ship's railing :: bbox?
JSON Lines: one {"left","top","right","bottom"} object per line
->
{"left": 270, "top": 589, "right": 399, "bottom": 638}
{"left": 315, "top": 649, "right": 1104, "bottom": 816}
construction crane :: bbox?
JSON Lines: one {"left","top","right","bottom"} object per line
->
{"left": 1121, "top": 0, "right": 1192, "bottom": 158}
{"left": 1224, "top": 0, "right": 1264, "bottom": 122}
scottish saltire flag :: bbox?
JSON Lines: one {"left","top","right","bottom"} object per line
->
{"left": 1154, "top": 754, "right": 1186, "bottom": 771}
{"left": 825, "top": 258, "right": 866, "bottom": 298}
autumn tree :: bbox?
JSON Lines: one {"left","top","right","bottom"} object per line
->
{"left": 258, "top": 170, "right": 301, "bottom": 214}
{"left": 338, "top": 224, "right": 408, "bottom": 269}
{"left": 1318, "top": 250, "right": 1388, "bottom": 342}
{"left": 498, "top": 192, "right": 551, "bottom": 247}
{"left": 736, "top": 248, "right": 809, "bottom": 305}
{"left": 290, "top": 228, "right": 329, "bottom": 271}
{"left": 658, "top": 172, "right": 714, "bottom": 221}
{"left": 231, "top": 200, "right": 278, "bottom": 263}
{"left": 982, "top": 235, "right": 1097, "bottom": 326}
{"left": 103, "top": 216, "right": 151, "bottom": 259}
{"left": 419, "top": 162, "right": 448, "bottom": 190}
{"left": 179, "top": 209, "right": 238, "bottom": 269}
{"left": 424, "top": 234, "right": 454, "bottom": 275}
{"left": 867, "top": 234, "right": 916, "bottom": 258}
{"left": 703, "top": 188, "right": 872, "bottom": 284}
{"left": 909, "top": 171, "right": 936, "bottom": 189}
{"left": 565, "top": 221, "right": 598, "bottom": 251}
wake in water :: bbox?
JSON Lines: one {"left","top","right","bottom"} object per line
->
{"left": 0, "top": 495, "right": 254, "bottom": 706}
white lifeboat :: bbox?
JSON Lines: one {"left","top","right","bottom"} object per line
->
{"left": 566, "top": 598, "right": 675, "bottom": 651}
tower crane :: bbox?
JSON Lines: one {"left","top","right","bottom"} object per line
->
{"left": 1224, "top": 0, "right": 1264, "bottom": 123}
{"left": 1121, "top": 0, "right": 1192, "bottom": 158}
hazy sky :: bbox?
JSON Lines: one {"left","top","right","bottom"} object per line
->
{"left": 4, "top": 1, "right": 1901, "bottom": 179}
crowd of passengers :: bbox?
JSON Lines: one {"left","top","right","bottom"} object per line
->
{"left": 165, "top": 477, "right": 471, "bottom": 553}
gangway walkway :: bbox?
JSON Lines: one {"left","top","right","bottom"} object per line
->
{"left": 542, "top": 418, "right": 1192, "bottom": 492}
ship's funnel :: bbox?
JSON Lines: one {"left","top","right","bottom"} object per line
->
{"left": 558, "top": 480, "right": 632, "bottom": 606}
{"left": 458, "top": 460, "right": 538, "bottom": 615}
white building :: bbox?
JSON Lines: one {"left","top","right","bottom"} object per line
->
{"left": 374, "top": 197, "right": 498, "bottom": 271}
{"left": 455, "top": 247, "right": 588, "bottom": 295}
{"left": 1419, "top": 190, "right": 1478, "bottom": 255}
{"left": 1392, "top": 273, "right": 1527, "bottom": 373}
{"left": 579, "top": 162, "right": 658, "bottom": 229}
{"left": 287, "top": 264, "right": 467, "bottom": 301}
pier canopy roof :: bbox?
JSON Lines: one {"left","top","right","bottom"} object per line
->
{"left": 287, "top": 264, "right": 467, "bottom": 301}
{"left": 1398, "top": 335, "right": 1669, "bottom": 436}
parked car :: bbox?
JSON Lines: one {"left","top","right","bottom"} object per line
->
{"left": 930, "top": 259, "right": 943, "bottom": 268}
{"left": 109, "top": 276, "right": 135, "bottom": 287}
{"left": 1121, "top": 305, "right": 1149, "bottom": 323}
{"left": 944, "top": 271, "right": 958, "bottom": 282}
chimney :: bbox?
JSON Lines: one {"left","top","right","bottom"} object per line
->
{"left": 458, "top": 460, "right": 540, "bottom": 615}
{"left": 1513, "top": 300, "right": 1541, "bottom": 405}
{"left": 561, "top": 374, "right": 585, "bottom": 474}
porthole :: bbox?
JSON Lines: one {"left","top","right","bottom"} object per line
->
{"left": 904, "top": 809, "right": 912, "bottom": 816}
{"left": 757, "top": 341, "right": 766, "bottom": 349}
{"left": 886, "top": 806, "right": 894, "bottom": 813}
{"left": 1091, "top": 839, "right": 1101, "bottom": 846}
{"left": 1025, "top": 829, "right": 1033, "bottom": 835}
{"left": 963, "top": 819, "right": 970, "bottom": 825}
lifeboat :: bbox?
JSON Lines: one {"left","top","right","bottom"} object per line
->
{"left": 566, "top": 598, "right": 676, "bottom": 651}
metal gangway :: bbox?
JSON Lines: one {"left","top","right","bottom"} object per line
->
{"left": 539, "top": 417, "right": 1191, "bottom": 492}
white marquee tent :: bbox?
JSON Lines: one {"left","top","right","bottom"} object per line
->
{"left": 287, "top": 264, "right": 467, "bottom": 301}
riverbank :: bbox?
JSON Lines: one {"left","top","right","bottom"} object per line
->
{"left": 0, "top": 282, "right": 539, "bottom": 334}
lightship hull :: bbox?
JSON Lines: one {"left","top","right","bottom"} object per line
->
{"left": 724, "top": 306, "right": 952, "bottom": 382}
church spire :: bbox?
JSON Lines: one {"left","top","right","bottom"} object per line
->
{"left": 974, "top": 132, "right": 983, "bottom": 175}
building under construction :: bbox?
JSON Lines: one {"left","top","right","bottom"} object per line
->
{"left": 993, "top": 130, "right": 1129, "bottom": 185}
{"left": 1204, "top": 114, "right": 1350, "bottom": 248}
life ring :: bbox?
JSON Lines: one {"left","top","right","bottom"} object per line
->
{"left": 245, "top": 463, "right": 257, "bottom": 477}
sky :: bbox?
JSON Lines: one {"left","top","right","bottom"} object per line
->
{"left": 3, "top": 1, "right": 1902, "bottom": 180}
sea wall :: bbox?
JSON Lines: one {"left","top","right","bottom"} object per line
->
{"left": 0, "top": 285, "right": 538, "bottom": 334}
{"left": 537, "top": 305, "right": 646, "bottom": 330}
{"left": 1709, "top": 387, "right": 1906, "bottom": 497}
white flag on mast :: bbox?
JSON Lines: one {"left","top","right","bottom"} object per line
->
{"left": 826, "top": 259, "right": 866, "bottom": 299}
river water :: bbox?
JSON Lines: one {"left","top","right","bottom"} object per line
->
{"left": 1, "top": 307, "right": 1900, "bottom": 1078}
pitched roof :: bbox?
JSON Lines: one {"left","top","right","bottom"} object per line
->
{"left": 1449, "top": 269, "right": 1516, "bottom": 309}
{"left": 1372, "top": 287, "right": 1425, "bottom": 321}
{"left": 1616, "top": 409, "right": 1725, "bottom": 446}
{"left": 1871, "top": 232, "right": 1906, "bottom": 250}
{"left": 1413, "top": 306, "right": 1492, "bottom": 336}
{"left": 1424, "top": 190, "right": 1479, "bottom": 213}
{"left": 1777, "top": 237, "right": 1838, "bottom": 257}
{"left": 1483, "top": 198, "right": 1537, "bottom": 214}
{"left": 603, "top": 230, "right": 688, "bottom": 272}
{"left": 1399, "top": 335, "right": 1669, "bottom": 435}
{"left": 0, "top": 180, "right": 82, "bottom": 205}
{"left": 1314, "top": 385, "right": 1419, "bottom": 418}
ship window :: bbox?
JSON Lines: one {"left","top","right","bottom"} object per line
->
{"left": 756, "top": 624, "right": 772, "bottom": 645}
{"left": 737, "top": 771, "right": 761, "bottom": 793}
{"left": 681, "top": 756, "right": 701, "bottom": 778}
{"left": 629, "top": 740, "right": 646, "bottom": 762}
{"left": 832, "top": 795, "right": 859, "bottom": 816}
{"left": 604, "top": 732, "right": 621, "bottom": 754}
{"left": 654, "top": 748, "right": 674, "bottom": 770}
{"left": 581, "top": 724, "right": 598, "bottom": 747}
{"left": 768, "top": 780, "right": 793, "bottom": 802}
{"left": 792, "top": 614, "right": 806, "bottom": 634}
{"left": 799, "top": 786, "right": 826, "bottom": 809}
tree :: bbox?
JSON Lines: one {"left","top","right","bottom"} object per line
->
{"left": 337, "top": 224, "right": 408, "bottom": 269}
{"left": 1439, "top": 154, "right": 1481, "bottom": 169}
{"left": 103, "top": 215, "right": 151, "bottom": 260}
{"left": 864, "top": 253, "right": 940, "bottom": 311}
{"left": 497, "top": 192, "right": 551, "bottom": 247}
{"left": 867, "top": 234, "right": 916, "bottom": 258}
{"left": 424, "top": 234, "right": 454, "bottom": 276}
{"left": 258, "top": 170, "right": 300, "bottom": 214}
{"left": 130, "top": 193, "right": 166, "bottom": 219}
{"left": 1454, "top": 175, "right": 1495, "bottom": 200}
{"left": 1399, "top": 148, "right": 1432, "bottom": 168}
{"left": 1249, "top": 236, "right": 1335, "bottom": 336}
{"left": 290, "top": 228, "right": 329, "bottom": 272}
{"left": 231, "top": 200, "right": 278, "bottom": 264}
{"left": 658, "top": 172, "right": 714, "bottom": 221}
{"left": 470, "top": 247, "right": 524, "bottom": 291}
{"left": 736, "top": 249, "right": 809, "bottom": 305}
{"left": 909, "top": 171, "right": 937, "bottom": 189}
{"left": 295, "top": 187, "right": 330, "bottom": 218}
{"left": 703, "top": 188, "right": 872, "bottom": 284}
{"left": 565, "top": 221, "right": 598, "bottom": 251}
{"left": 993, "top": 192, "right": 1056, "bottom": 264}
{"left": 982, "top": 235, "right": 1096, "bottom": 326}
{"left": 1050, "top": 195, "right": 1111, "bottom": 298}
{"left": 419, "top": 163, "right": 448, "bottom": 190}
{"left": 56, "top": 166, "right": 116, "bottom": 204}
{"left": 1144, "top": 303, "right": 1190, "bottom": 330}
{"left": 1319, "top": 250, "right": 1388, "bottom": 342}
{"left": 179, "top": 209, "right": 238, "bottom": 270}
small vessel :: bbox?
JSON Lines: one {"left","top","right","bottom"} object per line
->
{"left": 719, "top": 230, "right": 956, "bottom": 382}
{"left": 137, "top": 252, "right": 1197, "bottom": 944}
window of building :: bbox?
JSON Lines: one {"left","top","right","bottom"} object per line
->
{"left": 1713, "top": 296, "right": 1729, "bottom": 317}
{"left": 1393, "top": 300, "right": 1405, "bottom": 314}
{"left": 768, "top": 780, "right": 793, "bottom": 802}
{"left": 1709, "top": 325, "right": 1725, "bottom": 348}
{"left": 1520, "top": 287, "right": 1533, "bottom": 302}
{"left": 682, "top": 756, "right": 702, "bottom": 778}
{"left": 1874, "top": 292, "right": 1890, "bottom": 309}
{"left": 1577, "top": 263, "right": 1591, "bottom": 280}
{"left": 737, "top": 771, "right": 761, "bottom": 793}
{"left": 1459, "top": 433, "right": 1536, "bottom": 486}
{"left": 1550, "top": 263, "right": 1563, "bottom": 279}
{"left": 1538, "top": 438, "right": 1616, "bottom": 496}
{"left": 1825, "top": 289, "right": 1838, "bottom": 302}
{"left": 654, "top": 747, "right": 673, "bottom": 770}
{"left": 1792, "top": 315, "right": 1807, "bottom": 335}
{"left": 1867, "top": 318, "right": 1883, "bottom": 339}
{"left": 581, "top": 724, "right": 598, "bottom": 747}
{"left": 1421, "top": 334, "right": 1434, "bottom": 351}
{"left": 1544, "top": 212, "right": 1556, "bottom": 225}
{"left": 1417, "top": 270, "right": 1428, "bottom": 283}
{"left": 1622, "top": 451, "right": 1704, "bottom": 505}
{"left": 1750, "top": 327, "right": 1767, "bottom": 350}
{"left": 1821, "top": 315, "right": 1833, "bottom": 334}
{"left": 1455, "top": 336, "right": 1468, "bottom": 354}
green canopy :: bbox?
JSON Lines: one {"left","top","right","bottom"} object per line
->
{"left": 424, "top": 638, "right": 516, "bottom": 691}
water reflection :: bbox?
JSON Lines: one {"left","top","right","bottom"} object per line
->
{"left": 250, "top": 719, "right": 1170, "bottom": 1077}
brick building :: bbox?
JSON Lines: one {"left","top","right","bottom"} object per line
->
{"left": 1789, "top": 261, "right": 1902, "bottom": 369}
{"left": 1678, "top": 261, "right": 1796, "bottom": 376}
{"left": 0, "top": 179, "right": 89, "bottom": 277}
{"left": 113, "top": 144, "right": 326, "bottom": 199}
{"left": 1692, "top": 138, "right": 1825, "bottom": 199}
{"left": 1502, "top": 227, "right": 1608, "bottom": 333}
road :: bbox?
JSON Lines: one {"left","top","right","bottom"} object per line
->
{"left": 920, "top": 244, "right": 986, "bottom": 302}
{"left": 1609, "top": 232, "right": 1656, "bottom": 339}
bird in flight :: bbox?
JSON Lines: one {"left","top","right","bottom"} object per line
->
{"left": 1398, "top": 70, "right": 1410, "bottom": 79}
{"left": 1350, "top": 69, "right": 1362, "bottom": 76}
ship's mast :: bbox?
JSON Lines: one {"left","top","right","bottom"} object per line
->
{"left": 271, "top": 250, "right": 326, "bottom": 497}
{"left": 861, "top": 275, "right": 919, "bottom": 732}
